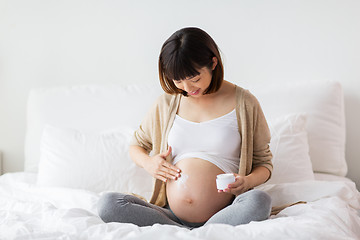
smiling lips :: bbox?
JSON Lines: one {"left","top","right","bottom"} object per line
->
{"left": 188, "top": 89, "right": 200, "bottom": 96}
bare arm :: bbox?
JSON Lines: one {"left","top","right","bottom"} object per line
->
{"left": 129, "top": 145, "right": 181, "bottom": 183}
{"left": 129, "top": 145, "right": 152, "bottom": 168}
{"left": 244, "top": 166, "right": 271, "bottom": 189}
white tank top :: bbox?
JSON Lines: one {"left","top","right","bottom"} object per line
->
{"left": 168, "top": 109, "right": 241, "bottom": 173}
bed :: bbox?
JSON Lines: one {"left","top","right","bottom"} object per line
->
{"left": 1, "top": 81, "right": 359, "bottom": 240}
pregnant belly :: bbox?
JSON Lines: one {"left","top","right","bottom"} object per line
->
{"left": 166, "top": 158, "right": 234, "bottom": 223}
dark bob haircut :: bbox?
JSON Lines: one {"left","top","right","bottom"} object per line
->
{"left": 158, "top": 27, "right": 224, "bottom": 96}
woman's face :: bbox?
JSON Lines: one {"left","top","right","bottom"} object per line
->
{"left": 172, "top": 67, "right": 213, "bottom": 97}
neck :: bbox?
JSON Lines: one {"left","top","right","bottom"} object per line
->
{"left": 186, "top": 80, "right": 233, "bottom": 105}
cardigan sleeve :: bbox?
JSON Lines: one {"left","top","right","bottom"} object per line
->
{"left": 130, "top": 93, "right": 172, "bottom": 155}
{"left": 246, "top": 91, "right": 273, "bottom": 178}
{"left": 130, "top": 97, "right": 160, "bottom": 153}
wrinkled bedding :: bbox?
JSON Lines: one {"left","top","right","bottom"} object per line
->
{"left": 0, "top": 172, "right": 359, "bottom": 240}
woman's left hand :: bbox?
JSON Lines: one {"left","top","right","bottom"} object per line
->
{"left": 218, "top": 174, "right": 250, "bottom": 196}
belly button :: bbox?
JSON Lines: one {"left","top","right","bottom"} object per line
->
{"left": 184, "top": 198, "right": 193, "bottom": 204}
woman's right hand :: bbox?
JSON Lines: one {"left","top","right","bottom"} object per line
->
{"left": 143, "top": 146, "right": 181, "bottom": 183}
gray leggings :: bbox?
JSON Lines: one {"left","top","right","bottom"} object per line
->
{"left": 97, "top": 189, "right": 271, "bottom": 229}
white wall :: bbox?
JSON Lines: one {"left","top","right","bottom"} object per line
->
{"left": 0, "top": 0, "right": 359, "bottom": 188}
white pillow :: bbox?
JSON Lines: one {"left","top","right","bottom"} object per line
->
{"left": 25, "top": 84, "right": 163, "bottom": 173}
{"left": 37, "top": 125, "right": 154, "bottom": 200}
{"left": 250, "top": 81, "right": 346, "bottom": 176}
{"left": 266, "top": 113, "right": 314, "bottom": 184}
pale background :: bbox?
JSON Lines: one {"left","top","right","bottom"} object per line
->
{"left": 0, "top": 0, "right": 359, "bottom": 189}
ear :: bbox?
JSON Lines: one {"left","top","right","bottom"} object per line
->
{"left": 211, "top": 57, "right": 218, "bottom": 70}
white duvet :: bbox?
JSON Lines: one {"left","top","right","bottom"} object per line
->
{"left": 0, "top": 172, "right": 359, "bottom": 240}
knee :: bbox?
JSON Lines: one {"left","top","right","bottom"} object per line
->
{"left": 247, "top": 190, "right": 272, "bottom": 220}
{"left": 97, "top": 192, "right": 127, "bottom": 223}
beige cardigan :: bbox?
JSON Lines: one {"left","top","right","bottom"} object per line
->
{"left": 131, "top": 85, "right": 273, "bottom": 207}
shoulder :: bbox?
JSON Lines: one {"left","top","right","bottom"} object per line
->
{"left": 234, "top": 85, "right": 261, "bottom": 108}
{"left": 153, "top": 93, "right": 179, "bottom": 109}
{"left": 147, "top": 93, "right": 180, "bottom": 117}
{"left": 137, "top": 93, "right": 179, "bottom": 134}
{"left": 156, "top": 92, "right": 177, "bottom": 104}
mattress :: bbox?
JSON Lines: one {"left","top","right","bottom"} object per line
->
{"left": 1, "top": 172, "right": 359, "bottom": 240}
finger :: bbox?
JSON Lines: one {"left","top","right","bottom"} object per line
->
{"left": 227, "top": 183, "right": 240, "bottom": 193}
{"left": 155, "top": 174, "right": 168, "bottom": 183}
{"left": 159, "top": 169, "right": 179, "bottom": 180}
{"left": 229, "top": 177, "right": 244, "bottom": 188}
{"left": 157, "top": 172, "right": 175, "bottom": 182}
{"left": 162, "top": 161, "right": 181, "bottom": 174}
{"left": 224, "top": 187, "right": 235, "bottom": 194}
{"left": 223, "top": 188, "right": 238, "bottom": 196}
{"left": 228, "top": 182, "right": 238, "bottom": 189}
{"left": 228, "top": 184, "right": 246, "bottom": 195}
{"left": 235, "top": 175, "right": 242, "bottom": 181}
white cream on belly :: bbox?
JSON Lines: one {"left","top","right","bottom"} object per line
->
{"left": 176, "top": 173, "right": 189, "bottom": 189}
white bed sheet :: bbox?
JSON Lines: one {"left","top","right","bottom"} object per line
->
{"left": 0, "top": 172, "right": 359, "bottom": 240}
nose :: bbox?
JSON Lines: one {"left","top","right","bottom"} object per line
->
{"left": 182, "top": 81, "right": 194, "bottom": 93}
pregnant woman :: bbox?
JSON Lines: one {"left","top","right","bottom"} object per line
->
{"left": 97, "top": 27, "right": 273, "bottom": 229}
